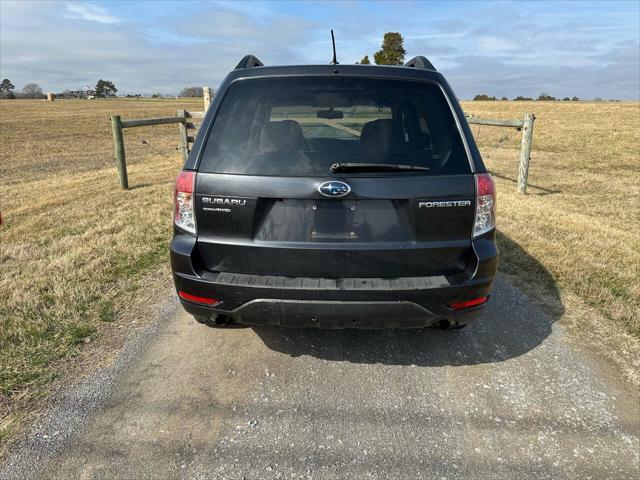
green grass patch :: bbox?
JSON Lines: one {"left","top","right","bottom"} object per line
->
{"left": 98, "top": 301, "right": 116, "bottom": 323}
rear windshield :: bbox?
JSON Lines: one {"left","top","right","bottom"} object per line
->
{"left": 199, "top": 77, "right": 469, "bottom": 176}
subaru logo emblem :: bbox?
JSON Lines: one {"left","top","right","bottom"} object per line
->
{"left": 318, "top": 181, "right": 351, "bottom": 197}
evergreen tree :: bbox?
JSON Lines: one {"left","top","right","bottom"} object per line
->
{"left": 373, "top": 32, "right": 406, "bottom": 65}
{"left": 0, "top": 78, "right": 15, "bottom": 98}
{"left": 95, "top": 79, "right": 117, "bottom": 98}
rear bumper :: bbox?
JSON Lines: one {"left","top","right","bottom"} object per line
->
{"left": 170, "top": 232, "right": 497, "bottom": 329}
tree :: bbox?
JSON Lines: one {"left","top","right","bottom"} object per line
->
{"left": 179, "top": 86, "right": 204, "bottom": 97}
{"left": 513, "top": 96, "right": 533, "bottom": 101}
{"left": 537, "top": 92, "right": 556, "bottom": 101}
{"left": 95, "top": 79, "right": 117, "bottom": 98}
{"left": 571, "top": 96, "right": 580, "bottom": 101}
{"left": 21, "top": 83, "right": 44, "bottom": 99}
{"left": 0, "top": 78, "right": 15, "bottom": 98}
{"left": 562, "top": 97, "right": 570, "bottom": 101}
{"left": 473, "top": 94, "right": 497, "bottom": 101}
{"left": 501, "top": 97, "right": 508, "bottom": 101}
{"left": 373, "top": 32, "right": 406, "bottom": 65}
{"left": 358, "top": 55, "right": 371, "bottom": 65}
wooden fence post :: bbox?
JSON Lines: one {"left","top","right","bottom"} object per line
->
{"left": 177, "top": 109, "right": 189, "bottom": 161}
{"left": 203, "top": 87, "right": 212, "bottom": 112}
{"left": 517, "top": 113, "right": 535, "bottom": 194}
{"left": 110, "top": 115, "right": 128, "bottom": 189}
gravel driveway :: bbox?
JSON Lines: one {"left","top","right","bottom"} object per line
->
{"left": 2, "top": 276, "right": 638, "bottom": 479}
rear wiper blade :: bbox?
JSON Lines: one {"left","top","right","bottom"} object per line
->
{"left": 330, "top": 163, "right": 430, "bottom": 173}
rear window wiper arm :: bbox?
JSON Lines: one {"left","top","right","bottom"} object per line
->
{"left": 330, "top": 163, "right": 430, "bottom": 173}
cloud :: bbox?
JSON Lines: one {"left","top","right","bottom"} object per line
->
{"left": 476, "top": 36, "right": 517, "bottom": 54}
{"left": 0, "top": 1, "right": 315, "bottom": 94}
{"left": 64, "top": 3, "right": 120, "bottom": 24}
{"left": 0, "top": 0, "right": 638, "bottom": 99}
{"left": 442, "top": 51, "right": 640, "bottom": 101}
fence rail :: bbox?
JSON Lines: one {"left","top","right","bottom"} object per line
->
{"left": 120, "top": 116, "right": 187, "bottom": 128}
{"left": 465, "top": 116, "right": 524, "bottom": 129}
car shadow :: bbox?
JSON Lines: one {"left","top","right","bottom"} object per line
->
{"left": 252, "top": 233, "right": 563, "bottom": 367}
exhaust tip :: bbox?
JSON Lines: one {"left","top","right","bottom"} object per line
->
{"left": 213, "top": 314, "right": 233, "bottom": 326}
{"left": 436, "top": 319, "right": 456, "bottom": 329}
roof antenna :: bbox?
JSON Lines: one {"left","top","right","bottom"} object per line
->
{"left": 330, "top": 29, "right": 339, "bottom": 65}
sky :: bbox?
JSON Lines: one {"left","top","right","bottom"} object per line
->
{"left": 1, "top": 0, "right": 639, "bottom": 99}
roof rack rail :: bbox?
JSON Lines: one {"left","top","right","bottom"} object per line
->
{"left": 235, "top": 55, "right": 264, "bottom": 70}
{"left": 404, "top": 56, "right": 436, "bottom": 71}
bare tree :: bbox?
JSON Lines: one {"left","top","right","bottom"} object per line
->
{"left": 179, "top": 86, "right": 204, "bottom": 98}
{"left": 21, "top": 83, "right": 45, "bottom": 99}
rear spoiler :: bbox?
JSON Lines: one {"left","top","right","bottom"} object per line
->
{"left": 404, "top": 56, "right": 437, "bottom": 71}
{"left": 235, "top": 55, "right": 264, "bottom": 70}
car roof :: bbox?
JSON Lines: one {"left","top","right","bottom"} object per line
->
{"left": 225, "top": 63, "right": 444, "bottom": 82}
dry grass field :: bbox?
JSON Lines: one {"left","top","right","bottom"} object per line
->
{"left": 0, "top": 98, "right": 201, "bottom": 443}
{"left": 1, "top": 98, "right": 638, "bottom": 446}
{"left": 462, "top": 100, "right": 639, "bottom": 381}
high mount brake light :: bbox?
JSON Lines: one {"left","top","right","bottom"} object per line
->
{"left": 473, "top": 173, "right": 496, "bottom": 237}
{"left": 174, "top": 171, "right": 196, "bottom": 235}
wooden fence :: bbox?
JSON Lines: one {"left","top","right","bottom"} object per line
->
{"left": 110, "top": 92, "right": 534, "bottom": 193}
{"left": 110, "top": 88, "right": 212, "bottom": 189}
{"left": 110, "top": 111, "right": 201, "bottom": 189}
{"left": 466, "top": 113, "right": 535, "bottom": 193}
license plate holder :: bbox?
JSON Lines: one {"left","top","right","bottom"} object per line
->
{"left": 312, "top": 201, "right": 358, "bottom": 240}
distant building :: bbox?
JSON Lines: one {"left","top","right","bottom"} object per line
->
{"left": 70, "top": 89, "right": 95, "bottom": 98}
{"left": 56, "top": 88, "right": 96, "bottom": 99}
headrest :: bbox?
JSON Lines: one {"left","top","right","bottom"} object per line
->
{"left": 259, "top": 120, "right": 304, "bottom": 151}
{"left": 359, "top": 119, "right": 404, "bottom": 153}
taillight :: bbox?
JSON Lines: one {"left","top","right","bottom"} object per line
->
{"left": 473, "top": 173, "right": 496, "bottom": 237}
{"left": 449, "top": 296, "right": 488, "bottom": 310}
{"left": 178, "top": 290, "right": 220, "bottom": 305}
{"left": 174, "top": 171, "right": 196, "bottom": 235}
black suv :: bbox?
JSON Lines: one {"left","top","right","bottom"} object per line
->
{"left": 171, "top": 55, "right": 497, "bottom": 329}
